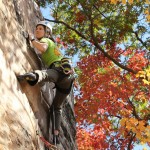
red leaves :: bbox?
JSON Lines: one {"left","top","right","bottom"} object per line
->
{"left": 55, "top": 37, "right": 68, "bottom": 48}
{"left": 127, "top": 51, "right": 148, "bottom": 71}
{"left": 75, "top": 48, "right": 149, "bottom": 149}
{"left": 75, "top": 11, "right": 86, "bottom": 23}
{"left": 123, "top": 48, "right": 133, "bottom": 56}
{"left": 55, "top": 37, "right": 61, "bottom": 43}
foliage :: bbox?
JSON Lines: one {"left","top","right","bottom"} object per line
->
{"left": 136, "top": 67, "right": 150, "bottom": 85}
{"left": 37, "top": 0, "right": 150, "bottom": 149}
{"left": 75, "top": 51, "right": 150, "bottom": 149}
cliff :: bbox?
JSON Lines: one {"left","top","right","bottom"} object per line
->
{"left": 0, "top": 0, "right": 77, "bottom": 149}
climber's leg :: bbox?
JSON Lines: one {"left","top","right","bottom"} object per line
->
{"left": 53, "top": 89, "right": 68, "bottom": 129}
{"left": 52, "top": 75, "right": 74, "bottom": 132}
{"left": 51, "top": 88, "right": 69, "bottom": 145}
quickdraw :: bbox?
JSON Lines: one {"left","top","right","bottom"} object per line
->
{"left": 53, "top": 57, "right": 73, "bottom": 75}
{"left": 60, "top": 57, "right": 73, "bottom": 75}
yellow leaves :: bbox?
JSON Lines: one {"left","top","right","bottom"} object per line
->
{"left": 146, "top": 14, "right": 150, "bottom": 22}
{"left": 145, "top": 0, "right": 150, "bottom": 4}
{"left": 136, "top": 71, "right": 145, "bottom": 78}
{"left": 97, "top": 67, "right": 107, "bottom": 74}
{"left": 111, "top": 0, "right": 118, "bottom": 4}
{"left": 110, "top": 0, "right": 148, "bottom": 5}
{"left": 136, "top": 68, "right": 150, "bottom": 85}
{"left": 128, "top": 0, "right": 133, "bottom": 4}
{"left": 110, "top": 82, "right": 118, "bottom": 87}
{"left": 145, "top": 8, "right": 150, "bottom": 22}
{"left": 143, "top": 79, "right": 149, "bottom": 85}
{"left": 122, "top": 0, "right": 126, "bottom": 4}
{"left": 120, "top": 118, "right": 150, "bottom": 143}
{"left": 110, "top": 0, "right": 135, "bottom": 4}
{"left": 109, "top": 0, "right": 149, "bottom": 22}
{"left": 93, "top": 19, "right": 101, "bottom": 25}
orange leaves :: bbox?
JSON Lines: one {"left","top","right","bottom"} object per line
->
{"left": 120, "top": 118, "right": 150, "bottom": 143}
{"left": 76, "top": 128, "right": 94, "bottom": 150}
{"left": 120, "top": 118, "right": 127, "bottom": 126}
{"left": 137, "top": 121, "right": 146, "bottom": 132}
{"left": 76, "top": 126, "right": 108, "bottom": 150}
{"left": 110, "top": 0, "right": 118, "bottom": 4}
{"left": 122, "top": 0, "right": 126, "bottom": 4}
{"left": 119, "top": 108, "right": 132, "bottom": 117}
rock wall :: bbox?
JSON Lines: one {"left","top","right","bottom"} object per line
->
{"left": 0, "top": 0, "right": 77, "bottom": 150}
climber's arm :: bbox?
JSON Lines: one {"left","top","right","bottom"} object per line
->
{"left": 28, "top": 33, "right": 48, "bottom": 53}
{"left": 31, "top": 40, "right": 48, "bottom": 53}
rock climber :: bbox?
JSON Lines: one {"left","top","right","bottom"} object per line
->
{"left": 17, "top": 21, "right": 75, "bottom": 145}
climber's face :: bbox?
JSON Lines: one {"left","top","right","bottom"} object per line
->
{"left": 35, "top": 25, "right": 45, "bottom": 39}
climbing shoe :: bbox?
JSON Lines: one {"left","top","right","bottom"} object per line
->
{"left": 17, "top": 72, "right": 37, "bottom": 81}
{"left": 53, "top": 134, "right": 60, "bottom": 145}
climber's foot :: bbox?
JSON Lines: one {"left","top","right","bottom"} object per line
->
{"left": 17, "top": 72, "right": 37, "bottom": 81}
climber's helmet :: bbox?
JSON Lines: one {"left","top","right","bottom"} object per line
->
{"left": 36, "top": 21, "right": 52, "bottom": 37}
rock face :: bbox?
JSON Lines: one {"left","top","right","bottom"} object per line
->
{"left": 0, "top": 0, "right": 77, "bottom": 150}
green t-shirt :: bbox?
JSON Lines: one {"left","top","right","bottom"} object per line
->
{"left": 40, "top": 38, "right": 63, "bottom": 67}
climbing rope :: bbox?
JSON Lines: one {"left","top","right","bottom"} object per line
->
{"left": 39, "top": 136, "right": 57, "bottom": 150}
{"left": 52, "top": 105, "right": 57, "bottom": 146}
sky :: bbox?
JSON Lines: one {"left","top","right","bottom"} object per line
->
{"left": 40, "top": 5, "right": 150, "bottom": 150}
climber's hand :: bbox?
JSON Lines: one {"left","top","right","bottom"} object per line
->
{"left": 28, "top": 33, "right": 35, "bottom": 41}
{"left": 22, "top": 31, "right": 29, "bottom": 40}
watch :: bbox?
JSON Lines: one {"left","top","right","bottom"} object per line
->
{"left": 31, "top": 38, "right": 35, "bottom": 42}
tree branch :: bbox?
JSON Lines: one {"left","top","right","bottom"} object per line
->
{"left": 127, "top": 98, "right": 142, "bottom": 120}
{"left": 94, "top": 42, "right": 136, "bottom": 73}
{"left": 93, "top": 4, "right": 107, "bottom": 19}
{"left": 133, "top": 31, "right": 148, "bottom": 49}
{"left": 44, "top": 18, "right": 136, "bottom": 74}
{"left": 44, "top": 18, "right": 88, "bottom": 40}
{"left": 127, "top": 133, "right": 136, "bottom": 150}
